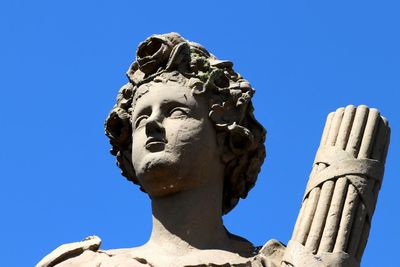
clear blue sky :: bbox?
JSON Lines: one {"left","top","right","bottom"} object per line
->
{"left": 1, "top": 1, "right": 399, "bottom": 266}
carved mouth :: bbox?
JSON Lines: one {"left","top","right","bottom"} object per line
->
{"left": 145, "top": 138, "right": 166, "bottom": 151}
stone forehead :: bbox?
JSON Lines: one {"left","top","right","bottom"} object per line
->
{"left": 132, "top": 79, "right": 196, "bottom": 111}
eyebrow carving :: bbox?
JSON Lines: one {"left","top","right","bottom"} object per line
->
{"left": 160, "top": 99, "right": 191, "bottom": 113}
{"left": 131, "top": 106, "right": 152, "bottom": 125}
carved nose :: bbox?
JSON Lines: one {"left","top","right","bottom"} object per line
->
{"left": 145, "top": 117, "right": 164, "bottom": 137}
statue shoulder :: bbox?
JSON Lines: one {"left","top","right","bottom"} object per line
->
{"left": 36, "top": 236, "right": 103, "bottom": 267}
{"left": 254, "top": 239, "right": 286, "bottom": 267}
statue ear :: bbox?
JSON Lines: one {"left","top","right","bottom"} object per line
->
{"left": 227, "top": 124, "right": 254, "bottom": 155}
{"left": 215, "top": 123, "right": 255, "bottom": 163}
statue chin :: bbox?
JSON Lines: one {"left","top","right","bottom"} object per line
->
{"left": 135, "top": 158, "right": 187, "bottom": 198}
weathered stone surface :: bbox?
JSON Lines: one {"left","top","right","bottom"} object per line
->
{"left": 285, "top": 105, "right": 390, "bottom": 267}
{"left": 37, "top": 33, "right": 390, "bottom": 267}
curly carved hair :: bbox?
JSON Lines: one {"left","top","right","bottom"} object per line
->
{"left": 105, "top": 33, "right": 266, "bottom": 214}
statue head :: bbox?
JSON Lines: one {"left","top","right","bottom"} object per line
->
{"left": 105, "top": 33, "right": 266, "bottom": 214}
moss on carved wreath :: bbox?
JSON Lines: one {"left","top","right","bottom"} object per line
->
{"left": 105, "top": 33, "right": 266, "bottom": 214}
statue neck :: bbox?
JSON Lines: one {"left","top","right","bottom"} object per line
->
{"left": 148, "top": 176, "right": 232, "bottom": 254}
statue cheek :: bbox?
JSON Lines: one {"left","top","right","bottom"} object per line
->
{"left": 131, "top": 132, "right": 148, "bottom": 167}
{"left": 132, "top": 133, "right": 145, "bottom": 153}
{"left": 175, "top": 121, "right": 205, "bottom": 148}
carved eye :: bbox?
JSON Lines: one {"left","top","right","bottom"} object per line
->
{"left": 169, "top": 107, "right": 188, "bottom": 119}
{"left": 134, "top": 115, "right": 148, "bottom": 129}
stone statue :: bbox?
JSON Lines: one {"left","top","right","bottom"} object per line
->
{"left": 36, "top": 33, "right": 390, "bottom": 267}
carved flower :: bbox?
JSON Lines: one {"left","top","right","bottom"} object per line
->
{"left": 136, "top": 35, "right": 175, "bottom": 74}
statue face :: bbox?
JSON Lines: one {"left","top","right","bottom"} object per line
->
{"left": 131, "top": 81, "right": 222, "bottom": 198}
